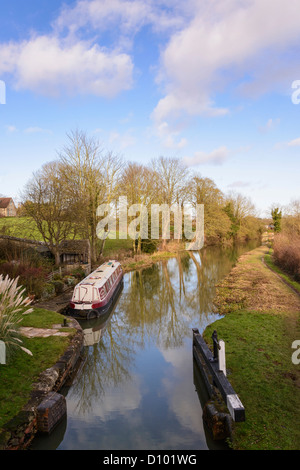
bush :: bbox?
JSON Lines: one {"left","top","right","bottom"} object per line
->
{"left": 63, "top": 275, "right": 76, "bottom": 286}
{"left": 0, "top": 261, "right": 48, "bottom": 298}
{"left": 71, "top": 267, "right": 86, "bottom": 280}
{"left": 0, "top": 261, "right": 47, "bottom": 297}
{"left": 0, "top": 274, "right": 33, "bottom": 359}
{"left": 273, "top": 233, "right": 300, "bottom": 281}
{"left": 51, "top": 280, "right": 65, "bottom": 294}
{"left": 41, "top": 282, "right": 55, "bottom": 299}
{"left": 134, "top": 238, "right": 158, "bottom": 254}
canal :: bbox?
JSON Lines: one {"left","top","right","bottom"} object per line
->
{"left": 31, "top": 241, "right": 259, "bottom": 450}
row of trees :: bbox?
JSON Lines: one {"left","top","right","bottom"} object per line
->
{"left": 21, "top": 130, "right": 262, "bottom": 265}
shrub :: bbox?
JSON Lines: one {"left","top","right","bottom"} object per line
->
{"left": 0, "top": 274, "right": 33, "bottom": 359}
{"left": 0, "top": 261, "right": 48, "bottom": 298}
{"left": 63, "top": 276, "right": 76, "bottom": 286}
{"left": 71, "top": 267, "right": 86, "bottom": 280}
{"left": 273, "top": 233, "right": 300, "bottom": 281}
{"left": 41, "top": 282, "right": 55, "bottom": 299}
{"left": 51, "top": 280, "right": 65, "bottom": 294}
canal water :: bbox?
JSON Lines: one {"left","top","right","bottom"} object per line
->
{"left": 31, "top": 241, "right": 259, "bottom": 451}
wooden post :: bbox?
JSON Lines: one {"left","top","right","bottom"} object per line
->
{"left": 212, "top": 330, "right": 219, "bottom": 361}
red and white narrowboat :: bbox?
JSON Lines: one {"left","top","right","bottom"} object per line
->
{"left": 69, "top": 260, "right": 123, "bottom": 319}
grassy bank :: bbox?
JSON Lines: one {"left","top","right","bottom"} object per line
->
{"left": 0, "top": 308, "right": 75, "bottom": 430}
{"left": 204, "top": 245, "right": 300, "bottom": 450}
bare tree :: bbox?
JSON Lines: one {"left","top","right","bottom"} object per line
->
{"left": 58, "top": 130, "right": 124, "bottom": 263}
{"left": 119, "top": 162, "right": 157, "bottom": 254}
{"left": 151, "top": 156, "right": 190, "bottom": 248}
{"left": 21, "top": 161, "right": 76, "bottom": 266}
{"left": 98, "top": 151, "right": 124, "bottom": 255}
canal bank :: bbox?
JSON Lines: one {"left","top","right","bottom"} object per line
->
{"left": 203, "top": 245, "right": 300, "bottom": 450}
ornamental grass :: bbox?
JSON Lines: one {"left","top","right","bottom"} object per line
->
{"left": 0, "top": 274, "right": 33, "bottom": 358}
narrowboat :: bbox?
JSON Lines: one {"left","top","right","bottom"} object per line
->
{"left": 68, "top": 260, "right": 123, "bottom": 319}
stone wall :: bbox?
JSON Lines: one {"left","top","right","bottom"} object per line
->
{"left": 0, "top": 318, "right": 84, "bottom": 450}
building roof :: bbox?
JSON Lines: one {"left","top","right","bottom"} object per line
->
{"left": 0, "top": 197, "right": 13, "bottom": 209}
{"left": 59, "top": 239, "right": 90, "bottom": 254}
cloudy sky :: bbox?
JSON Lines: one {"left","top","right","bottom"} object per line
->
{"left": 1, "top": 0, "right": 300, "bottom": 216}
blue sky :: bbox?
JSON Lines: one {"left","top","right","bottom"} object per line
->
{"left": 1, "top": 0, "right": 300, "bottom": 217}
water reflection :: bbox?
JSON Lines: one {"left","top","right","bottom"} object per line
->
{"left": 31, "top": 241, "right": 259, "bottom": 450}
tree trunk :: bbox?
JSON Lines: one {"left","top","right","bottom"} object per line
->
{"left": 53, "top": 248, "right": 61, "bottom": 267}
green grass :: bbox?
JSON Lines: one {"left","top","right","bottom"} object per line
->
{"left": 0, "top": 217, "right": 44, "bottom": 240}
{"left": 0, "top": 308, "right": 73, "bottom": 430}
{"left": 204, "top": 311, "right": 300, "bottom": 450}
{"left": 20, "top": 308, "right": 68, "bottom": 328}
{"left": 101, "top": 236, "right": 133, "bottom": 256}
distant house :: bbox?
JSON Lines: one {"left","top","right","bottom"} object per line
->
{"left": 0, "top": 197, "right": 17, "bottom": 217}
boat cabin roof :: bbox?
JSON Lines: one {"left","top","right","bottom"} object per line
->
{"left": 76, "top": 260, "right": 121, "bottom": 289}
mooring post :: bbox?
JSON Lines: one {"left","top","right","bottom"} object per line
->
{"left": 212, "top": 330, "right": 220, "bottom": 362}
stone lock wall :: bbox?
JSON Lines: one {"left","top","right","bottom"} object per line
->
{"left": 37, "top": 393, "right": 67, "bottom": 434}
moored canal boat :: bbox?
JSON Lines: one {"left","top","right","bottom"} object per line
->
{"left": 68, "top": 260, "right": 123, "bottom": 319}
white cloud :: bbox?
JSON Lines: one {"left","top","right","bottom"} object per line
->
{"left": 259, "top": 118, "right": 280, "bottom": 133}
{"left": 155, "top": 121, "right": 188, "bottom": 149}
{"left": 5, "top": 125, "right": 17, "bottom": 133}
{"left": 287, "top": 137, "right": 300, "bottom": 147}
{"left": 109, "top": 128, "right": 136, "bottom": 149}
{"left": 153, "top": 0, "right": 300, "bottom": 124}
{"left": 24, "top": 127, "right": 53, "bottom": 134}
{"left": 0, "top": 35, "right": 133, "bottom": 98}
{"left": 54, "top": 0, "right": 190, "bottom": 40}
{"left": 183, "top": 146, "right": 229, "bottom": 167}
